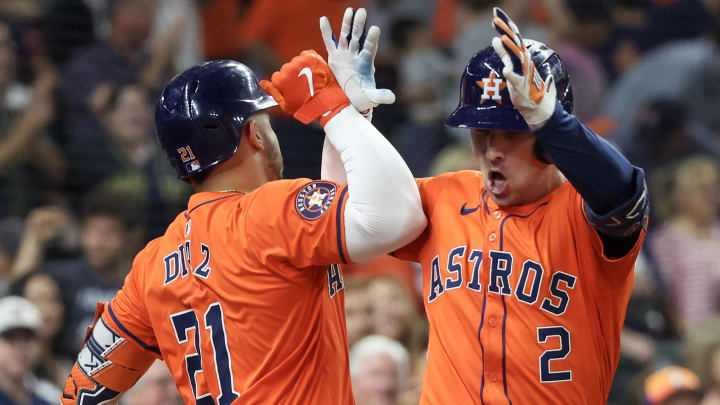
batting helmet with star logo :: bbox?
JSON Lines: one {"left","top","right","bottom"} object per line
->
{"left": 445, "top": 39, "right": 573, "bottom": 131}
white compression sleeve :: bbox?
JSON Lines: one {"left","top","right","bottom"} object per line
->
{"left": 321, "top": 136, "right": 346, "bottom": 183}
{"left": 321, "top": 107, "right": 373, "bottom": 183}
{"left": 323, "top": 106, "right": 425, "bottom": 262}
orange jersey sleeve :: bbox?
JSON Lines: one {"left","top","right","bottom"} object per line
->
{"left": 107, "top": 242, "right": 162, "bottom": 357}
{"left": 243, "top": 179, "right": 350, "bottom": 268}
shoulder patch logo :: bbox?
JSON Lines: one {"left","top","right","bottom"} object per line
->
{"left": 295, "top": 181, "right": 337, "bottom": 221}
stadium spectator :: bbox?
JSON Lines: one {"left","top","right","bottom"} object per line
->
{"left": 123, "top": 361, "right": 183, "bottom": 405}
{"left": 9, "top": 271, "right": 70, "bottom": 389}
{"left": 611, "top": 252, "right": 679, "bottom": 404}
{"left": 649, "top": 156, "right": 720, "bottom": 333}
{"left": 390, "top": 17, "right": 453, "bottom": 176}
{"left": 0, "top": 296, "right": 57, "bottom": 405}
{"left": 643, "top": 366, "right": 704, "bottom": 405}
{"left": 350, "top": 335, "right": 410, "bottom": 405}
{"left": 686, "top": 319, "right": 720, "bottom": 405}
{"left": 44, "top": 190, "right": 142, "bottom": 356}
{"left": 0, "top": 18, "right": 64, "bottom": 218}
{"left": 618, "top": 99, "right": 720, "bottom": 185}
{"left": 364, "top": 0, "right": 436, "bottom": 48}
{"left": 151, "top": 0, "right": 203, "bottom": 72}
{"left": 60, "top": 0, "right": 179, "bottom": 198}
{"left": 550, "top": 0, "right": 612, "bottom": 122}
{"left": 10, "top": 206, "right": 71, "bottom": 281}
{"left": 0, "top": 217, "right": 24, "bottom": 295}
{"left": 366, "top": 277, "right": 427, "bottom": 360}
{"left": 606, "top": 25, "right": 720, "bottom": 139}
{"left": 344, "top": 277, "right": 373, "bottom": 348}
{"left": 88, "top": 82, "right": 189, "bottom": 239}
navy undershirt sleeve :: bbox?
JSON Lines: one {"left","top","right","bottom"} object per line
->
{"left": 534, "top": 101, "right": 637, "bottom": 216}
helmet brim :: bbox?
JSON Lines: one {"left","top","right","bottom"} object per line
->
{"left": 444, "top": 104, "right": 529, "bottom": 131}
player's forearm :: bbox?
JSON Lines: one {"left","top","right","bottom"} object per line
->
{"left": 324, "top": 106, "right": 426, "bottom": 262}
{"left": 321, "top": 136, "right": 347, "bottom": 183}
{"left": 534, "top": 101, "right": 638, "bottom": 215}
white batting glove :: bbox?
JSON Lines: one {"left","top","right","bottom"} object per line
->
{"left": 491, "top": 7, "right": 556, "bottom": 130}
{"left": 320, "top": 8, "right": 395, "bottom": 118}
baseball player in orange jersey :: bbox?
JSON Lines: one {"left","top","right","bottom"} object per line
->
{"left": 323, "top": 8, "right": 650, "bottom": 405}
{"left": 60, "top": 11, "right": 426, "bottom": 405}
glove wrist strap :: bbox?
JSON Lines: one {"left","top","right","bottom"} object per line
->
{"left": 293, "top": 87, "right": 351, "bottom": 125}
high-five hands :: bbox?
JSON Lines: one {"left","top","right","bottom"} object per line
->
{"left": 259, "top": 50, "right": 350, "bottom": 127}
{"left": 320, "top": 8, "right": 395, "bottom": 118}
{"left": 491, "top": 7, "right": 556, "bottom": 129}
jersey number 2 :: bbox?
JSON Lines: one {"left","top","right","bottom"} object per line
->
{"left": 537, "top": 326, "right": 572, "bottom": 382}
{"left": 170, "top": 303, "right": 239, "bottom": 405}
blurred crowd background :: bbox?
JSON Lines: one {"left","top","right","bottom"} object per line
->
{"left": 0, "top": 0, "right": 718, "bottom": 404}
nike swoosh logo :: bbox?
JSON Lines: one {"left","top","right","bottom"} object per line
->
{"left": 298, "top": 67, "right": 314, "bottom": 97}
{"left": 460, "top": 203, "right": 479, "bottom": 215}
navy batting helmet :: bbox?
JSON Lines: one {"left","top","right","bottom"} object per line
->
{"left": 155, "top": 60, "right": 277, "bottom": 179}
{"left": 445, "top": 39, "right": 573, "bottom": 130}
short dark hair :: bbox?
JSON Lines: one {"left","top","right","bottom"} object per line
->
{"left": 188, "top": 165, "right": 217, "bottom": 186}
{"left": 81, "top": 189, "right": 142, "bottom": 229}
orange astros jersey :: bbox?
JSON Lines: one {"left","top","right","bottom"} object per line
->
{"left": 394, "top": 171, "right": 646, "bottom": 405}
{"left": 107, "top": 179, "right": 354, "bottom": 405}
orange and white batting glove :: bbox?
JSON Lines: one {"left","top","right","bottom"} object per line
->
{"left": 259, "top": 50, "right": 350, "bottom": 127}
{"left": 491, "top": 7, "right": 556, "bottom": 130}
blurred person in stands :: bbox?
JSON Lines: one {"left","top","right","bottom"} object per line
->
{"left": 610, "top": 251, "right": 679, "bottom": 404}
{"left": 0, "top": 218, "right": 24, "bottom": 294}
{"left": 89, "top": 82, "right": 189, "bottom": 239}
{"left": 44, "top": 190, "right": 142, "bottom": 357}
{"left": 686, "top": 319, "right": 720, "bottom": 405}
{"left": 60, "top": 0, "right": 181, "bottom": 197}
{"left": 390, "top": 17, "right": 453, "bottom": 177}
{"left": 649, "top": 156, "right": 720, "bottom": 333}
{"left": 619, "top": 99, "right": 720, "bottom": 185}
{"left": 0, "top": 18, "right": 64, "bottom": 218}
{"left": 10, "top": 206, "right": 71, "bottom": 281}
{"left": 0, "top": 296, "right": 56, "bottom": 405}
{"left": 606, "top": 19, "right": 720, "bottom": 140}
{"left": 364, "top": 0, "right": 435, "bottom": 48}
{"left": 643, "top": 366, "right": 704, "bottom": 405}
{"left": 344, "top": 277, "right": 373, "bottom": 348}
{"left": 9, "top": 271, "right": 70, "bottom": 389}
{"left": 366, "top": 277, "right": 427, "bottom": 360}
{"left": 123, "top": 361, "right": 183, "bottom": 405}
{"left": 548, "top": 0, "right": 612, "bottom": 123}
{"left": 427, "top": 142, "right": 481, "bottom": 175}
{"left": 350, "top": 335, "right": 410, "bottom": 405}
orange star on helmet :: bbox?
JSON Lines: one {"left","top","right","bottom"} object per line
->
{"left": 476, "top": 71, "right": 507, "bottom": 104}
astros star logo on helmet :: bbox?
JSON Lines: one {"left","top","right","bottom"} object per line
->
{"left": 476, "top": 71, "right": 507, "bottom": 104}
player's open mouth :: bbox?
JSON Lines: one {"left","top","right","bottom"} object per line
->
{"left": 488, "top": 170, "right": 507, "bottom": 195}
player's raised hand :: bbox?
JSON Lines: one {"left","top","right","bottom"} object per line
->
{"left": 491, "top": 7, "right": 556, "bottom": 129}
{"left": 259, "top": 50, "right": 350, "bottom": 126}
{"left": 320, "top": 7, "right": 395, "bottom": 116}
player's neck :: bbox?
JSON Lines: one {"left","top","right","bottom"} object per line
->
{"left": 193, "top": 151, "right": 269, "bottom": 194}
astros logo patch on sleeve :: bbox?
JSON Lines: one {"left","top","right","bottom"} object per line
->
{"left": 296, "top": 181, "right": 337, "bottom": 220}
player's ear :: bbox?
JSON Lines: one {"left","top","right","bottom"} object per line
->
{"left": 245, "top": 119, "right": 266, "bottom": 152}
